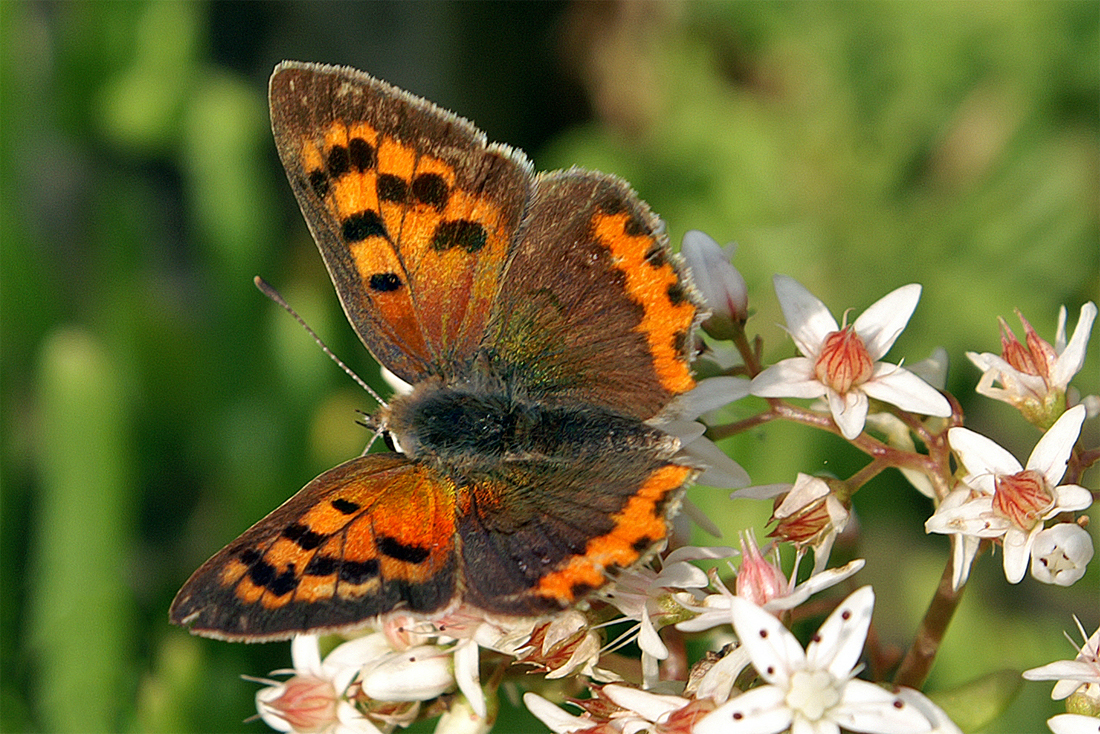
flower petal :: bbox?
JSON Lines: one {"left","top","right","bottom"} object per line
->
{"left": 1047, "top": 714, "right": 1100, "bottom": 734}
{"left": 685, "top": 435, "right": 752, "bottom": 488}
{"left": 336, "top": 701, "right": 385, "bottom": 734}
{"left": 1024, "top": 659, "right": 1100, "bottom": 684}
{"left": 695, "top": 686, "right": 792, "bottom": 734}
{"left": 807, "top": 586, "right": 875, "bottom": 680}
{"left": 893, "top": 687, "right": 962, "bottom": 734}
{"left": 523, "top": 692, "right": 590, "bottom": 733}
{"left": 1050, "top": 302, "right": 1097, "bottom": 388}
{"left": 828, "top": 388, "right": 868, "bottom": 440}
{"left": 774, "top": 275, "right": 839, "bottom": 355}
{"left": 947, "top": 427, "right": 1023, "bottom": 478}
{"left": 602, "top": 684, "right": 688, "bottom": 723}
{"left": 1002, "top": 527, "right": 1036, "bottom": 584}
{"left": 1050, "top": 484, "right": 1094, "bottom": 514}
{"left": 729, "top": 595, "right": 806, "bottom": 686}
{"left": 291, "top": 635, "right": 324, "bottom": 677}
{"left": 639, "top": 607, "right": 669, "bottom": 660}
{"left": 676, "top": 376, "right": 753, "bottom": 420}
{"left": 359, "top": 646, "right": 454, "bottom": 701}
{"left": 1027, "top": 405, "right": 1086, "bottom": 485}
{"left": 906, "top": 347, "right": 950, "bottom": 391}
{"left": 853, "top": 284, "right": 922, "bottom": 360}
{"left": 833, "top": 680, "right": 934, "bottom": 734}
{"left": 752, "top": 359, "right": 828, "bottom": 399}
{"left": 863, "top": 366, "right": 951, "bottom": 417}
{"left": 950, "top": 532, "right": 982, "bottom": 590}
{"left": 695, "top": 644, "right": 754, "bottom": 704}
{"left": 453, "top": 640, "right": 485, "bottom": 718}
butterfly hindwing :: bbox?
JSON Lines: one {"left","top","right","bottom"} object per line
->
{"left": 270, "top": 62, "right": 534, "bottom": 382}
{"left": 458, "top": 450, "right": 697, "bottom": 614}
{"left": 169, "top": 454, "right": 458, "bottom": 641}
{"left": 487, "top": 170, "right": 703, "bottom": 419}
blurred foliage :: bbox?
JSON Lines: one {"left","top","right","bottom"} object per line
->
{"left": 1, "top": 1, "right": 1096, "bottom": 732}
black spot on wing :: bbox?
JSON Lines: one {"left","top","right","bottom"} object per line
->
{"left": 348, "top": 138, "right": 376, "bottom": 171}
{"left": 326, "top": 145, "right": 350, "bottom": 177}
{"left": 331, "top": 498, "right": 360, "bottom": 514}
{"left": 624, "top": 214, "right": 647, "bottom": 236}
{"left": 342, "top": 211, "right": 387, "bottom": 242}
{"left": 305, "top": 555, "right": 338, "bottom": 576}
{"left": 369, "top": 272, "right": 402, "bottom": 292}
{"left": 378, "top": 536, "right": 431, "bottom": 564}
{"left": 432, "top": 220, "right": 486, "bottom": 253}
{"left": 644, "top": 245, "right": 667, "bottom": 269}
{"left": 248, "top": 557, "right": 299, "bottom": 597}
{"left": 378, "top": 174, "right": 407, "bottom": 203}
{"left": 338, "top": 558, "right": 380, "bottom": 585}
{"left": 283, "top": 523, "right": 326, "bottom": 551}
{"left": 412, "top": 173, "right": 448, "bottom": 210}
{"left": 307, "top": 170, "right": 329, "bottom": 199}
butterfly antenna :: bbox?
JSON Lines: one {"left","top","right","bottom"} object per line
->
{"left": 254, "top": 276, "right": 387, "bottom": 408}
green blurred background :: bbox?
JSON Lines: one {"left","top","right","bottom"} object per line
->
{"left": 2, "top": 2, "right": 1097, "bottom": 732}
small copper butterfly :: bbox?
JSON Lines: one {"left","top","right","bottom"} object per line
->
{"left": 171, "top": 62, "right": 703, "bottom": 641}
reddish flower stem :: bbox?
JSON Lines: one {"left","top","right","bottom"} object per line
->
{"left": 893, "top": 554, "right": 967, "bottom": 689}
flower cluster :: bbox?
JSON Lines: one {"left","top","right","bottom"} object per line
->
{"left": 242, "top": 231, "right": 1096, "bottom": 734}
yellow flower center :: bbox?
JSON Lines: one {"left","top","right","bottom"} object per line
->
{"left": 786, "top": 669, "right": 841, "bottom": 721}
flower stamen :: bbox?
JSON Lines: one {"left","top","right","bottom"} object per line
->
{"left": 993, "top": 469, "right": 1054, "bottom": 531}
{"left": 814, "top": 327, "right": 874, "bottom": 395}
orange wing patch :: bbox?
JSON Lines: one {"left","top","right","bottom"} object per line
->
{"left": 298, "top": 120, "right": 514, "bottom": 368}
{"left": 594, "top": 211, "right": 697, "bottom": 395}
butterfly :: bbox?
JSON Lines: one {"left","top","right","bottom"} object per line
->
{"left": 170, "top": 61, "right": 704, "bottom": 641}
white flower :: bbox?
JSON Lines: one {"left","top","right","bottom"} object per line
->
{"left": 510, "top": 610, "right": 609, "bottom": 682}
{"left": 967, "top": 302, "right": 1096, "bottom": 429}
{"left": 676, "top": 530, "right": 865, "bottom": 635}
{"left": 602, "top": 546, "right": 734, "bottom": 686}
{"left": 1023, "top": 618, "right": 1100, "bottom": 703}
{"left": 751, "top": 277, "right": 950, "bottom": 440}
{"left": 696, "top": 586, "right": 941, "bottom": 734}
{"left": 255, "top": 635, "right": 380, "bottom": 734}
{"left": 357, "top": 638, "right": 455, "bottom": 703}
{"left": 681, "top": 230, "right": 749, "bottom": 334}
{"left": 733, "top": 474, "right": 851, "bottom": 575}
{"left": 926, "top": 405, "right": 1093, "bottom": 585}
{"left": 1029, "top": 523, "right": 1095, "bottom": 586}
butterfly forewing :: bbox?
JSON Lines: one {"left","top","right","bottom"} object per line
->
{"left": 270, "top": 62, "right": 533, "bottom": 382}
